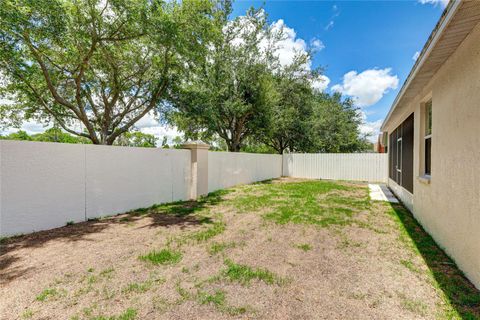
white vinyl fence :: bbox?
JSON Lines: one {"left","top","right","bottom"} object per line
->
{"left": 208, "top": 152, "right": 282, "bottom": 193}
{"left": 283, "top": 153, "right": 388, "bottom": 183}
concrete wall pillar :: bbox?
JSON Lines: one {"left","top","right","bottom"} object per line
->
{"left": 182, "top": 141, "right": 210, "bottom": 199}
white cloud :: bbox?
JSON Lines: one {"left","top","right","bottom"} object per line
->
{"left": 324, "top": 21, "right": 334, "bottom": 31}
{"left": 232, "top": 16, "right": 323, "bottom": 70}
{"left": 1, "top": 112, "right": 180, "bottom": 146}
{"left": 135, "top": 112, "right": 160, "bottom": 129}
{"left": 412, "top": 51, "right": 420, "bottom": 61}
{"left": 133, "top": 112, "right": 181, "bottom": 145}
{"left": 139, "top": 125, "right": 180, "bottom": 145}
{"left": 324, "top": 5, "right": 340, "bottom": 31}
{"left": 418, "top": 0, "right": 449, "bottom": 7}
{"left": 312, "top": 75, "right": 330, "bottom": 92}
{"left": 331, "top": 68, "right": 399, "bottom": 107}
{"left": 270, "top": 19, "right": 310, "bottom": 68}
{"left": 360, "top": 119, "right": 383, "bottom": 142}
{"left": 358, "top": 111, "right": 382, "bottom": 142}
{"left": 250, "top": 18, "right": 328, "bottom": 90}
{"left": 268, "top": 20, "right": 330, "bottom": 90}
{"left": 1, "top": 120, "right": 51, "bottom": 136}
{"left": 310, "top": 38, "right": 325, "bottom": 51}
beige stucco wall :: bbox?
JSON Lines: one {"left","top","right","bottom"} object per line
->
{"left": 384, "top": 22, "right": 480, "bottom": 288}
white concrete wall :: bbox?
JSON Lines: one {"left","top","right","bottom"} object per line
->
{"left": 0, "top": 141, "right": 191, "bottom": 236}
{"left": 208, "top": 152, "right": 282, "bottom": 193}
{"left": 383, "top": 22, "right": 480, "bottom": 288}
{"left": 85, "top": 146, "right": 191, "bottom": 219}
{"left": 0, "top": 142, "right": 388, "bottom": 237}
{"left": 283, "top": 153, "right": 388, "bottom": 183}
{"left": 0, "top": 141, "right": 86, "bottom": 236}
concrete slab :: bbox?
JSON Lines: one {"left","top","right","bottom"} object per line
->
{"left": 368, "top": 184, "right": 399, "bottom": 203}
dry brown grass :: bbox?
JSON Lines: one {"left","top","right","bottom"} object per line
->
{"left": 1, "top": 178, "right": 478, "bottom": 320}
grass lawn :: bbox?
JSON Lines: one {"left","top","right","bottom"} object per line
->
{"left": 1, "top": 178, "right": 479, "bottom": 319}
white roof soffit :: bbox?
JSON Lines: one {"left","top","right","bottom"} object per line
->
{"left": 381, "top": 0, "right": 480, "bottom": 131}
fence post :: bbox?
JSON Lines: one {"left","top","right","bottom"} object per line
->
{"left": 182, "top": 141, "right": 210, "bottom": 199}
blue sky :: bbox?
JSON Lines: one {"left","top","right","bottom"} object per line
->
{"left": 231, "top": 0, "right": 446, "bottom": 139}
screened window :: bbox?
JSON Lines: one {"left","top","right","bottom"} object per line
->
{"left": 424, "top": 101, "right": 432, "bottom": 176}
{"left": 388, "top": 113, "right": 414, "bottom": 193}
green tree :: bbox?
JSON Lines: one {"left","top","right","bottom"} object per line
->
{"left": 0, "top": 130, "right": 32, "bottom": 141}
{"left": 309, "top": 92, "right": 370, "bottom": 153}
{"left": 32, "top": 127, "right": 91, "bottom": 144}
{"left": 0, "top": 0, "right": 217, "bottom": 145}
{"left": 161, "top": 136, "right": 169, "bottom": 148}
{"left": 168, "top": 6, "right": 279, "bottom": 152}
{"left": 262, "top": 70, "right": 317, "bottom": 154}
{"left": 114, "top": 131, "right": 157, "bottom": 148}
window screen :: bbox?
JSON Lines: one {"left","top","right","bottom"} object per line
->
{"left": 388, "top": 113, "right": 414, "bottom": 193}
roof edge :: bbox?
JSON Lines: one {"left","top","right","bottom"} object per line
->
{"left": 380, "top": 0, "right": 462, "bottom": 131}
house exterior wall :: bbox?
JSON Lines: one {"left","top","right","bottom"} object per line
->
{"left": 383, "top": 22, "right": 480, "bottom": 288}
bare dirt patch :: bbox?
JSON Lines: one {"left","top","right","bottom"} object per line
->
{"left": 1, "top": 178, "right": 478, "bottom": 319}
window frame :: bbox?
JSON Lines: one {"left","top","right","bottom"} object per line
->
{"left": 423, "top": 100, "right": 432, "bottom": 178}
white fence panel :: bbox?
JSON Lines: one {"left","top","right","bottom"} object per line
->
{"left": 208, "top": 152, "right": 282, "bottom": 193}
{"left": 283, "top": 153, "right": 388, "bottom": 183}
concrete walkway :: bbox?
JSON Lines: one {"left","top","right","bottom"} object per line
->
{"left": 368, "top": 184, "right": 399, "bottom": 203}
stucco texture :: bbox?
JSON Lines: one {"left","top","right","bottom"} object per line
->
{"left": 0, "top": 142, "right": 191, "bottom": 236}
{"left": 385, "top": 22, "right": 480, "bottom": 288}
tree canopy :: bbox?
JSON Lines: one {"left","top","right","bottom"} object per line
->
{"left": 0, "top": 0, "right": 218, "bottom": 144}
{"left": 0, "top": 128, "right": 160, "bottom": 147}
{"left": 1, "top": 1, "right": 372, "bottom": 153}
{"left": 167, "top": 7, "right": 280, "bottom": 152}
{"left": 167, "top": 5, "right": 371, "bottom": 153}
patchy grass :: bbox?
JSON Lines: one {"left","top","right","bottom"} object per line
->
{"left": 91, "top": 308, "right": 137, "bottom": 320}
{"left": 99, "top": 267, "right": 115, "bottom": 278}
{"left": 398, "top": 293, "right": 429, "bottom": 316}
{"left": 36, "top": 288, "right": 62, "bottom": 302}
{"left": 21, "top": 310, "right": 34, "bottom": 319}
{"left": 336, "top": 236, "right": 364, "bottom": 249}
{"left": 139, "top": 249, "right": 182, "bottom": 266}
{"left": 208, "top": 241, "right": 237, "bottom": 255}
{"left": 231, "top": 180, "right": 369, "bottom": 227}
{"left": 147, "top": 190, "right": 230, "bottom": 218}
{"left": 198, "top": 289, "right": 226, "bottom": 306}
{"left": 295, "top": 243, "right": 312, "bottom": 252}
{"left": 122, "top": 277, "right": 165, "bottom": 295}
{"left": 389, "top": 203, "right": 480, "bottom": 319}
{"left": 122, "top": 280, "right": 153, "bottom": 294}
{"left": 191, "top": 222, "right": 226, "bottom": 242}
{"left": 221, "top": 259, "right": 285, "bottom": 286}
{"left": 198, "top": 289, "right": 248, "bottom": 316}
{"left": 400, "top": 259, "right": 420, "bottom": 274}
{"left": 4, "top": 178, "right": 480, "bottom": 320}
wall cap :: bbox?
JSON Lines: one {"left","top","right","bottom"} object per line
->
{"left": 181, "top": 140, "right": 210, "bottom": 150}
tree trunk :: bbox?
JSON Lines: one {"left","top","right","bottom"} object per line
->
{"left": 228, "top": 143, "right": 241, "bottom": 152}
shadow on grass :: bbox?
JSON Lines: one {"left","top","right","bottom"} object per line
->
{"left": 390, "top": 203, "right": 480, "bottom": 319}
{"left": 0, "top": 189, "right": 230, "bottom": 284}
{"left": 134, "top": 189, "right": 229, "bottom": 228}
{"left": 252, "top": 179, "right": 274, "bottom": 185}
